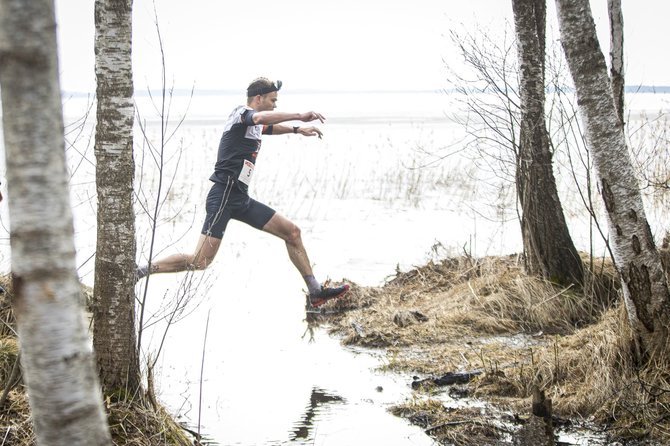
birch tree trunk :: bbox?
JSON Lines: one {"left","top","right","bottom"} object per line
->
{"left": 608, "top": 0, "right": 625, "bottom": 125}
{"left": 512, "top": 0, "right": 583, "bottom": 286}
{"left": 555, "top": 0, "right": 670, "bottom": 358}
{"left": 93, "top": 0, "right": 141, "bottom": 394}
{"left": 0, "top": 1, "right": 112, "bottom": 444}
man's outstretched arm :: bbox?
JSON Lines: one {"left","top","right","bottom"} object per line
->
{"left": 269, "top": 124, "right": 323, "bottom": 138}
{"left": 252, "top": 110, "right": 325, "bottom": 126}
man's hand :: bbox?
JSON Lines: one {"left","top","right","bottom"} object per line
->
{"left": 298, "top": 126, "right": 323, "bottom": 139}
{"left": 298, "top": 111, "right": 325, "bottom": 123}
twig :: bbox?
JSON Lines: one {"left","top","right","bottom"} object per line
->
{"left": 0, "top": 353, "right": 21, "bottom": 409}
{"left": 136, "top": 2, "right": 194, "bottom": 356}
{"left": 2, "top": 426, "right": 10, "bottom": 446}
{"left": 0, "top": 319, "right": 17, "bottom": 338}
{"left": 179, "top": 424, "right": 201, "bottom": 440}
{"left": 467, "top": 280, "right": 481, "bottom": 302}
{"left": 196, "top": 309, "right": 211, "bottom": 445}
{"left": 534, "top": 283, "right": 574, "bottom": 307}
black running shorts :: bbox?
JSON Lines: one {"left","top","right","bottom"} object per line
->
{"left": 201, "top": 179, "right": 276, "bottom": 239}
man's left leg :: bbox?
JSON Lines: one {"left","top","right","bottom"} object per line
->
{"left": 262, "top": 212, "right": 348, "bottom": 306}
{"left": 262, "top": 213, "right": 315, "bottom": 280}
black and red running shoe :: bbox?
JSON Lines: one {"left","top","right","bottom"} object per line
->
{"left": 309, "top": 284, "right": 350, "bottom": 308}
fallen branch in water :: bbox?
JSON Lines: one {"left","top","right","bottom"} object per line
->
{"left": 412, "top": 371, "right": 482, "bottom": 390}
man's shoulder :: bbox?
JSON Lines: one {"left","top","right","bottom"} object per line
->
{"left": 223, "top": 105, "right": 254, "bottom": 131}
{"left": 227, "top": 104, "right": 252, "bottom": 117}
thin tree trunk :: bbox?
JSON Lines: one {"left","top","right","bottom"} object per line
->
{"left": 0, "top": 1, "right": 112, "bottom": 444}
{"left": 555, "top": 0, "right": 670, "bottom": 358}
{"left": 608, "top": 0, "right": 625, "bottom": 125}
{"left": 93, "top": 0, "right": 141, "bottom": 394}
{"left": 512, "top": 0, "right": 583, "bottom": 286}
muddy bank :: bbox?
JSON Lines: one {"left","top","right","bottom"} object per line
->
{"left": 310, "top": 254, "right": 667, "bottom": 445}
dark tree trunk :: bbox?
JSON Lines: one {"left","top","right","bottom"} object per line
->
{"left": 512, "top": 0, "right": 584, "bottom": 286}
{"left": 608, "top": 0, "right": 625, "bottom": 125}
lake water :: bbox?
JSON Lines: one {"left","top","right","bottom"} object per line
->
{"left": 130, "top": 90, "right": 469, "bottom": 445}
{"left": 1, "top": 89, "right": 669, "bottom": 445}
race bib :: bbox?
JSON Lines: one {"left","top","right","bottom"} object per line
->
{"left": 238, "top": 159, "right": 254, "bottom": 186}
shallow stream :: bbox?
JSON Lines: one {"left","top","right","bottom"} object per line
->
{"left": 139, "top": 216, "right": 441, "bottom": 445}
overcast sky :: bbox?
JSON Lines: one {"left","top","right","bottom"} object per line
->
{"left": 55, "top": 0, "right": 668, "bottom": 93}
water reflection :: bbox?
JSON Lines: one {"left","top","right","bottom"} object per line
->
{"left": 289, "top": 387, "right": 345, "bottom": 442}
{"left": 301, "top": 318, "right": 318, "bottom": 343}
{"left": 301, "top": 298, "right": 338, "bottom": 342}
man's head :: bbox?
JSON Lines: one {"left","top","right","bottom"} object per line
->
{"left": 246, "top": 77, "right": 281, "bottom": 111}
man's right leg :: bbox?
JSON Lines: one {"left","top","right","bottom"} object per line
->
{"left": 138, "top": 180, "right": 233, "bottom": 279}
{"left": 140, "top": 234, "right": 222, "bottom": 276}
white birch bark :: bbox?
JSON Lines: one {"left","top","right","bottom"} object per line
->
{"left": 93, "top": 0, "right": 141, "bottom": 393}
{"left": 555, "top": 0, "right": 670, "bottom": 357}
{"left": 0, "top": 0, "right": 112, "bottom": 444}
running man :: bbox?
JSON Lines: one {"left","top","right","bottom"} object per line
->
{"left": 137, "top": 78, "right": 349, "bottom": 307}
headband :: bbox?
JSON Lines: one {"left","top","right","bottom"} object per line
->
{"left": 247, "top": 80, "right": 282, "bottom": 97}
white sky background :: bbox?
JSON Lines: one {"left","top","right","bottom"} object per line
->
{"left": 55, "top": 0, "right": 668, "bottom": 93}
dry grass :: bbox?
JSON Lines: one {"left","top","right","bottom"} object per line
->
{"left": 542, "top": 307, "right": 670, "bottom": 442}
{"left": 0, "top": 389, "right": 193, "bottom": 446}
{"left": 328, "top": 255, "right": 618, "bottom": 347}
{"left": 0, "top": 275, "right": 194, "bottom": 446}
{"left": 0, "top": 389, "right": 34, "bottom": 445}
{"left": 390, "top": 399, "right": 509, "bottom": 446}
{"left": 313, "top": 253, "right": 669, "bottom": 444}
{"left": 105, "top": 398, "right": 193, "bottom": 446}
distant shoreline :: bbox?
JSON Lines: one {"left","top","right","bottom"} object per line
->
{"left": 622, "top": 85, "right": 670, "bottom": 93}
{"left": 61, "top": 85, "right": 670, "bottom": 98}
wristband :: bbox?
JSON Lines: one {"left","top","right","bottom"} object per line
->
{"left": 293, "top": 126, "right": 299, "bottom": 134}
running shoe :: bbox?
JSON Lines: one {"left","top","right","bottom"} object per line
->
{"left": 309, "top": 284, "right": 350, "bottom": 308}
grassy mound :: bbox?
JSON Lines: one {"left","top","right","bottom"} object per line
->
{"left": 317, "top": 254, "right": 668, "bottom": 444}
